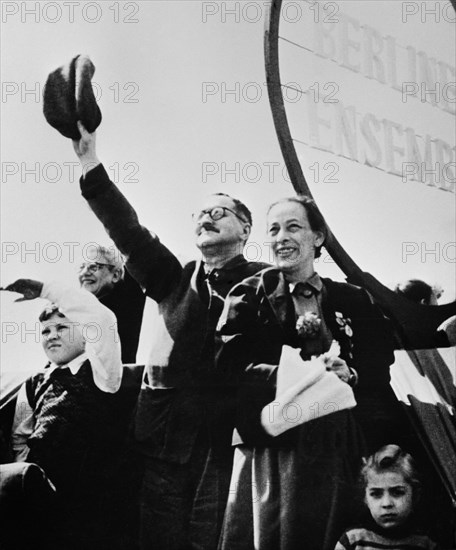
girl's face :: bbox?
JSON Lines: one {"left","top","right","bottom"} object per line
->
{"left": 365, "top": 470, "right": 414, "bottom": 530}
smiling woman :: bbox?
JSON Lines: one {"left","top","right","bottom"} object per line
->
{"left": 267, "top": 196, "right": 326, "bottom": 281}
{"left": 78, "top": 262, "right": 119, "bottom": 296}
{"left": 75, "top": 243, "right": 145, "bottom": 363}
{"left": 216, "top": 195, "right": 402, "bottom": 550}
{"left": 78, "top": 245, "right": 124, "bottom": 298}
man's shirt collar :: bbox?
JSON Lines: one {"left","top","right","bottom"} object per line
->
{"left": 203, "top": 254, "right": 247, "bottom": 280}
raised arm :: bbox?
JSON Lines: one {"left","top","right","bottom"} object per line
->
{"left": 3, "top": 279, "right": 122, "bottom": 393}
{"left": 73, "top": 122, "right": 182, "bottom": 302}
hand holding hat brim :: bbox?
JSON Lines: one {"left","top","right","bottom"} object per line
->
{"left": 43, "top": 54, "right": 102, "bottom": 139}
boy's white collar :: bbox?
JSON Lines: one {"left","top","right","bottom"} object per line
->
{"left": 48, "top": 352, "right": 88, "bottom": 375}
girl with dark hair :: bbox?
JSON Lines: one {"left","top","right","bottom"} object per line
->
{"left": 335, "top": 444, "right": 440, "bottom": 549}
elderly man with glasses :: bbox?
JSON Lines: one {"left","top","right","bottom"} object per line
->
{"left": 71, "top": 122, "right": 268, "bottom": 550}
{"left": 77, "top": 245, "right": 146, "bottom": 364}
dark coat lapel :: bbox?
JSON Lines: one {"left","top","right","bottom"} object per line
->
{"left": 261, "top": 268, "right": 298, "bottom": 343}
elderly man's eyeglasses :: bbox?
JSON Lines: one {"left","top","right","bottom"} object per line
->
{"left": 78, "top": 262, "right": 114, "bottom": 274}
{"left": 192, "top": 206, "right": 247, "bottom": 224}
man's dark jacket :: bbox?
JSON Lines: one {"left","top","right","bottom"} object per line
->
{"left": 99, "top": 270, "right": 145, "bottom": 363}
{"left": 80, "top": 164, "right": 268, "bottom": 463}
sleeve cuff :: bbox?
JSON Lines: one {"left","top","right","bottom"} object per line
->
{"left": 348, "top": 367, "right": 358, "bottom": 387}
{"left": 40, "top": 280, "right": 63, "bottom": 302}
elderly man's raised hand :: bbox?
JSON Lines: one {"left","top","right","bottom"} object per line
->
{"left": 1, "top": 279, "right": 44, "bottom": 302}
{"left": 72, "top": 121, "right": 100, "bottom": 175}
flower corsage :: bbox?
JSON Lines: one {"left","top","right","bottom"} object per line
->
{"left": 296, "top": 312, "right": 321, "bottom": 338}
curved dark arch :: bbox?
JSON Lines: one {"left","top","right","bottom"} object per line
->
{"left": 264, "top": 0, "right": 455, "bottom": 349}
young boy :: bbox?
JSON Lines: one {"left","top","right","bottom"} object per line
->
{"left": 6, "top": 278, "right": 122, "bottom": 548}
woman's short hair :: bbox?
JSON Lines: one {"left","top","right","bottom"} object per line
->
{"left": 360, "top": 444, "right": 421, "bottom": 495}
{"left": 394, "top": 279, "right": 434, "bottom": 305}
{"left": 267, "top": 196, "right": 328, "bottom": 258}
{"left": 87, "top": 245, "right": 125, "bottom": 279}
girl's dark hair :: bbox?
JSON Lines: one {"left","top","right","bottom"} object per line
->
{"left": 360, "top": 444, "right": 421, "bottom": 494}
{"left": 267, "top": 196, "right": 327, "bottom": 258}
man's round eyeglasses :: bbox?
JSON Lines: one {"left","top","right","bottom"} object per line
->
{"left": 192, "top": 206, "right": 247, "bottom": 224}
{"left": 78, "top": 262, "right": 114, "bottom": 274}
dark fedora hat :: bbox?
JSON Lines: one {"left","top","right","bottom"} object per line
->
{"left": 43, "top": 54, "right": 102, "bottom": 140}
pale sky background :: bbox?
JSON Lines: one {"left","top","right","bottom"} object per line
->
{"left": 1, "top": 0, "right": 455, "bottom": 397}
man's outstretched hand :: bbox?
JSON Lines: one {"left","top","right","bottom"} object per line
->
{"left": 1, "top": 279, "right": 44, "bottom": 302}
{"left": 72, "top": 121, "right": 100, "bottom": 174}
